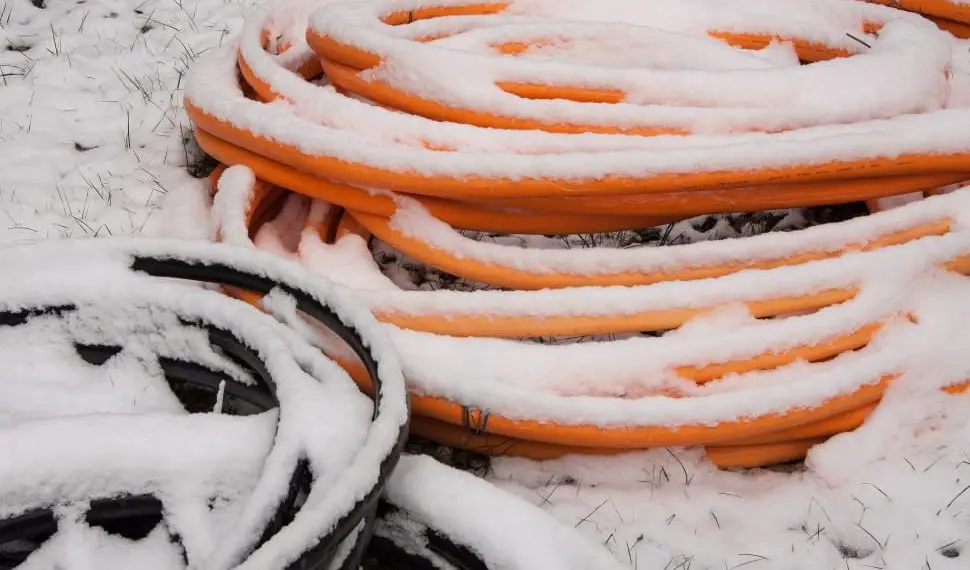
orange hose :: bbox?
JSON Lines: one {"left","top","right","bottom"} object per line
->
{"left": 188, "top": 101, "right": 970, "bottom": 201}
{"left": 193, "top": 1, "right": 970, "bottom": 468}
{"left": 200, "top": 31, "right": 970, "bottom": 215}
{"left": 927, "top": 14, "right": 970, "bottom": 37}
{"left": 208, "top": 176, "right": 970, "bottom": 468}
{"left": 706, "top": 438, "right": 829, "bottom": 469}
{"left": 865, "top": 0, "right": 970, "bottom": 25}
{"left": 371, "top": 288, "right": 860, "bottom": 338}
{"left": 210, "top": 159, "right": 970, "bottom": 467}
{"left": 351, "top": 211, "right": 952, "bottom": 290}
{"left": 195, "top": 127, "right": 680, "bottom": 234}
{"left": 306, "top": 13, "right": 884, "bottom": 133}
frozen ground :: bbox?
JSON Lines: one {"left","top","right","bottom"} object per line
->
{"left": 2, "top": 0, "right": 970, "bottom": 568}
{"left": 0, "top": 0, "right": 229, "bottom": 244}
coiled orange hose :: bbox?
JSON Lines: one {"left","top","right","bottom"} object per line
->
{"left": 189, "top": 0, "right": 970, "bottom": 468}
{"left": 208, "top": 166, "right": 970, "bottom": 469}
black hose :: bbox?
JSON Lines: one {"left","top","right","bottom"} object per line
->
{"left": 0, "top": 243, "right": 408, "bottom": 570}
{"left": 0, "top": 241, "right": 495, "bottom": 570}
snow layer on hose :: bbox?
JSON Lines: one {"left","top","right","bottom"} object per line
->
{"left": 251, "top": 230, "right": 970, "bottom": 426}
{"left": 383, "top": 285, "right": 906, "bottom": 402}
{"left": 18, "top": 515, "right": 190, "bottom": 570}
{"left": 233, "top": 12, "right": 727, "bottom": 155}
{"left": 335, "top": 277, "right": 970, "bottom": 427}
{"left": 209, "top": 166, "right": 970, "bottom": 316}
{"left": 233, "top": 10, "right": 812, "bottom": 156}
{"left": 209, "top": 181, "right": 970, "bottom": 320}
{"left": 186, "top": 43, "right": 970, "bottom": 183}
{"left": 428, "top": 21, "right": 801, "bottom": 71}
{"left": 386, "top": 189, "right": 968, "bottom": 275}
{"left": 343, "top": 229, "right": 968, "bottom": 318}
{"left": 314, "top": 2, "right": 951, "bottom": 132}
{"left": 212, "top": 165, "right": 259, "bottom": 246}
{"left": 0, "top": 320, "right": 191, "bottom": 424}
{"left": 0, "top": 237, "right": 408, "bottom": 570}
{"left": 0, "top": 413, "right": 276, "bottom": 519}
{"left": 235, "top": 0, "right": 970, "bottom": 151}
{"left": 383, "top": 454, "right": 627, "bottom": 570}
{"left": 220, "top": 162, "right": 970, "bottom": 425}
{"left": 228, "top": 22, "right": 970, "bottom": 156}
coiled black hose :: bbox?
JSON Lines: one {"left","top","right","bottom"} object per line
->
{"left": 0, "top": 238, "right": 409, "bottom": 570}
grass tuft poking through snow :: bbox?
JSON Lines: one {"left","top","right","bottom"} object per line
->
{"left": 0, "top": 0, "right": 253, "bottom": 244}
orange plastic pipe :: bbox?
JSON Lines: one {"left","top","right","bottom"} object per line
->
{"left": 350, "top": 210, "right": 951, "bottom": 290}
{"left": 194, "top": 128, "right": 681, "bottom": 234}
{"left": 187, "top": 100, "right": 970, "bottom": 200}
{"left": 211, "top": 167, "right": 970, "bottom": 467}
{"left": 865, "top": 0, "right": 970, "bottom": 24}
{"left": 192, "top": 4, "right": 970, "bottom": 468}
{"left": 706, "top": 438, "right": 829, "bottom": 468}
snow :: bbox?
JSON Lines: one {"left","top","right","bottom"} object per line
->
{"left": 5, "top": 0, "right": 970, "bottom": 569}
{"left": 328, "top": 233, "right": 965, "bottom": 323}
{"left": 383, "top": 454, "right": 627, "bottom": 570}
{"left": 488, "top": 411, "right": 970, "bottom": 570}
{"left": 213, "top": 170, "right": 970, "bottom": 332}
{"left": 184, "top": 0, "right": 970, "bottom": 193}
{"left": 383, "top": 191, "right": 963, "bottom": 276}
{"left": 188, "top": 41, "right": 970, "bottom": 186}
{"left": 313, "top": 2, "right": 952, "bottom": 133}
{"left": 211, "top": 170, "right": 970, "bottom": 428}
{"left": 0, "top": 412, "right": 276, "bottom": 518}
{"left": 0, "top": 237, "right": 410, "bottom": 569}
{"left": 254, "top": 220, "right": 970, "bottom": 431}
{"left": 20, "top": 517, "right": 190, "bottom": 570}
{"left": 0, "top": 0, "right": 238, "bottom": 245}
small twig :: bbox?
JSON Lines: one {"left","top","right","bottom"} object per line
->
{"left": 862, "top": 483, "right": 891, "bottom": 501}
{"left": 729, "top": 554, "right": 769, "bottom": 569}
{"left": 574, "top": 499, "right": 608, "bottom": 528}
{"left": 854, "top": 522, "right": 885, "bottom": 552}
{"left": 943, "top": 484, "right": 970, "bottom": 511}
{"left": 846, "top": 32, "right": 871, "bottom": 49}
{"left": 666, "top": 448, "right": 692, "bottom": 486}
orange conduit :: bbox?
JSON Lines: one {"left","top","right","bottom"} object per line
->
{"left": 189, "top": 0, "right": 970, "bottom": 468}
{"left": 304, "top": 3, "right": 926, "bottom": 135}
{"left": 185, "top": 4, "right": 970, "bottom": 217}
{"left": 927, "top": 15, "right": 970, "bottom": 38}
{"left": 221, "top": 177, "right": 970, "bottom": 339}
{"left": 208, "top": 167, "right": 970, "bottom": 469}
{"left": 864, "top": 0, "right": 970, "bottom": 37}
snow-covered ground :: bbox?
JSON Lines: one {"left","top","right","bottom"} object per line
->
{"left": 3, "top": 0, "right": 970, "bottom": 568}
{"left": 0, "top": 0, "right": 232, "bottom": 245}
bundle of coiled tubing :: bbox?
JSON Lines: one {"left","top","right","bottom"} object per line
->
{"left": 185, "top": 0, "right": 970, "bottom": 469}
